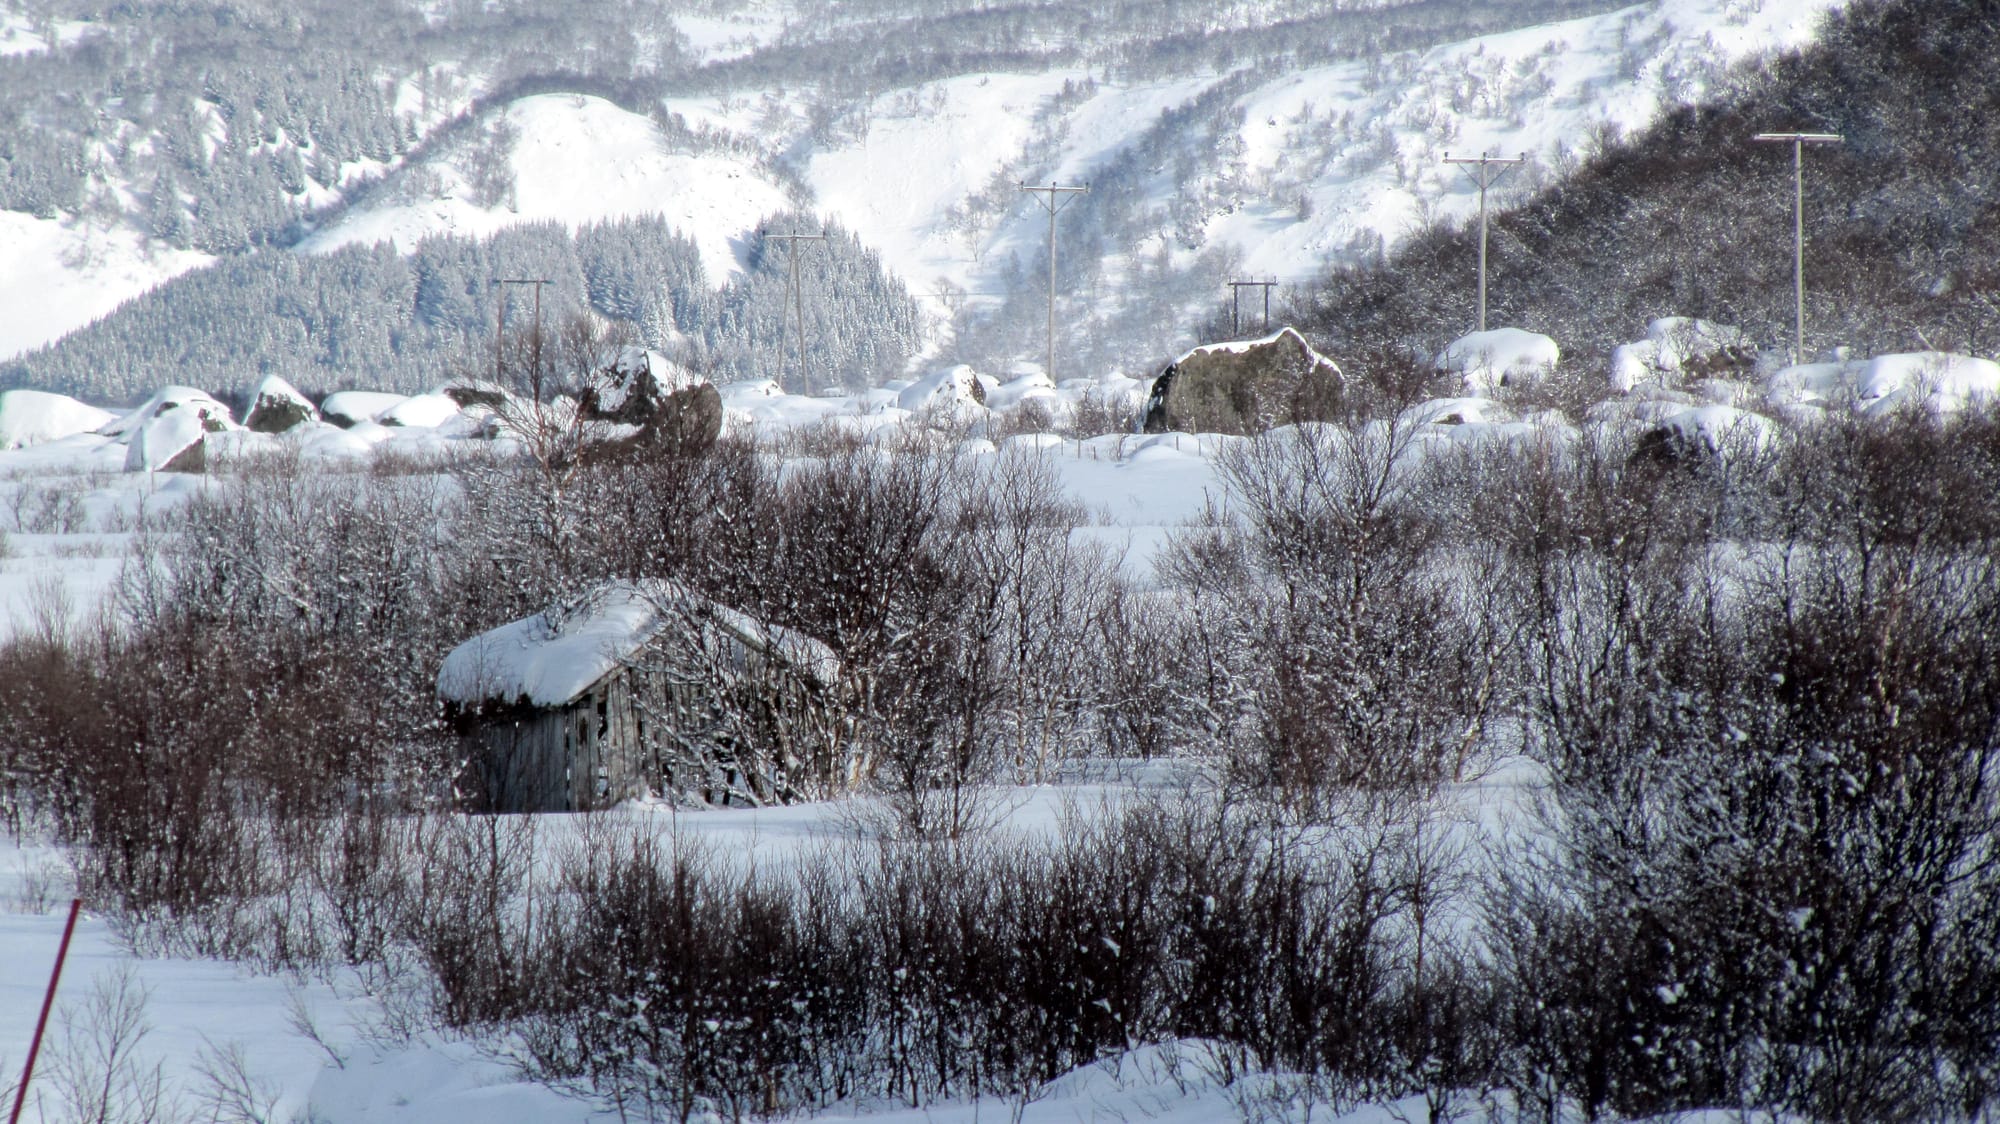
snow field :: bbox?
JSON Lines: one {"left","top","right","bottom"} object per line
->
{"left": 0, "top": 739, "right": 1533, "bottom": 1124}
{"left": 3, "top": 312, "right": 1991, "bottom": 1122}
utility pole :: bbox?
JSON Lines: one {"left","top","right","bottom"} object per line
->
{"left": 1752, "top": 131, "right": 1843, "bottom": 366}
{"left": 495, "top": 278, "right": 553, "bottom": 400}
{"left": 1443, "top": 151, "right": 1525, "bottom": 332}
{"left": 765, "top": 229, "right": 827, "bottom": 394}
{"left": 1227, "top": 279, "right": 1278, "bottom": 335}
{"left": 1019, "top": 182, "right": 1088, "bottom": 381}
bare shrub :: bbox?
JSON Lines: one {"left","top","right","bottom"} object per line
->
{"left": 1063, "top": 389, "right": 1138, "bottom": 438}
{"left": 1486, "top": 403, "right": 2000, "bottom": 1121}
{"left": 993, "top": 397, "right": 1057, "bottom": 439}
{"left": 761, "top": 415, "right": 870, "bottom": 458}
{"left": 1493, "top": 352, "right": 1604, "bottom": 421}
{"left": 1166, "top": 414, "right": 1506, "bottom": 806}
{"left": 4, "top": 476, "right": 90, "bottom": 534}
{"left": 190, "top": 1039, "right": 281, "bottom": 1124}
{"left": 45, "top": 966, "right": 184, "bottom": 1124}
{"left": 505, "top": 796, "right": 1435, "bottom": 1119}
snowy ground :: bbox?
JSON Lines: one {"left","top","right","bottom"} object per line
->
{"left": 4, "top": 309, "right": 1994, "bottom": 1119}
{"left": 0, "top": 757, "right": 1538, "bottom": 1124}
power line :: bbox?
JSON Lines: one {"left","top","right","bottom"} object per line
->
{"left": 1019, "top": 182, "right": 1088, "bottom": 382}
{"left": 1443, "top": 151, "right": 1525, "bottom": 333}
{"left": 1752, "top": 132, "right": 1843, "bottom": 366}
{"left": 765, "top": 229, "right": 828, "bottom": 394}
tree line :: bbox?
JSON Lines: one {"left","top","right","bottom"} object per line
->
{"left": 0, "top": 211, "right": 925, "bottom": 400}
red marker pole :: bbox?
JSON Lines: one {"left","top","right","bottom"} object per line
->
{"left": 10, "top": 897, "right": 83, "bottom": 1124}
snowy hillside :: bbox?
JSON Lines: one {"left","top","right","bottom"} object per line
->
{"left": 299, "top": 94, "right": 796, "bottom": 288}
{"left": 0, "top": 213, "right": 212, "bottom": 364}
{"left": 0, "top": 0, "right": 1849, "bottom": 390}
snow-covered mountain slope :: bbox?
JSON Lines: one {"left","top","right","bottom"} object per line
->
{"left": 299, "top": 94, "right": 796, "bottom": 287}
{"left": 0, "top": 0, "right": 1850, "bottom": 384}
{"left": 775, "top": 0, "right": 1842, "bottom": 323}
{"left": 1208, "top": 0, "right": 1844, "bottom": 280}
{"left": 0, "top": 213, "right": 212, "bottom": 363}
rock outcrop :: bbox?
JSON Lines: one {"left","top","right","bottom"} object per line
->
{"left": 242, "top": 375, "right": 318, "bottom": 433}
{"left": 1142, "top": 327, "right": 1342, "bottom": 435}
{"left": 582, "top": 347, "right": 723, "bottom": 454}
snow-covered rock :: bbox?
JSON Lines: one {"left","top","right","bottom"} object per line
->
{"left": 1767, "top": 351, "right": 2000, "bottom": 415}
{"left": 242, "top": 375, "right": 318, "bottom": 433}
{"left": 1636, "top": 404, "right": 1777, "bottom": 465}
{"left": 124, "top": 404, "right": 214, "bottom": 472}
{"left": 98, "top": 386, "right": 235, "bottom": 439}
{"left": 0, "top": 389, "right": 114, "bottom": 449}
{"left": 101, "top": 386, "right": 237, "bottom": 471}
{"left": 1436, "top": 328, "right": 1560, "bottom": 395}
{"left": 1401, "top": 396, "right": 1514, "bottom": 428}
{"left": 1610, "top": 318, "right": 1754, "bottom": 392}
{"left": 1142, "top": 327, "right": 1341, "bottom": 435}
{"left": 986, "top": 371, "right": 1059, "bottom": 411}
{"left": 379, "top": 393, "right": 462, "bottom": 429}
{"left": 897, "top": 364, "right": 989, "bottom": 413}
{"left": 296, "top": 423, "right": 378, "bottom": 461}
{"left": 1856, "top": 352, "right": 2000, "bottom": 414}
{"left": 321, "top": 390, "right": 410, "bottom": 428}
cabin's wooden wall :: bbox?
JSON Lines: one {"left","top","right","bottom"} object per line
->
{"left": 466, "top": 665, "right": 714, "bottom": 813}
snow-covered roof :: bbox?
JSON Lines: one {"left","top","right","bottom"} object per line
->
{"left": 437, "top": 580, "right": 838, "bottom": 708}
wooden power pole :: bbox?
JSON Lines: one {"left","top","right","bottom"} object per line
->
{"left": 1443, "top": 151, "right": 1525, "bottom": 332}
{"left": 1752, "top": 131, "right": 1843, "bottom": 366}
{"left": 1019, "top": 182, "right": 1088, "bottom": 382}
{"left": 496, "top": 278, "right": 553, "bottom": 400}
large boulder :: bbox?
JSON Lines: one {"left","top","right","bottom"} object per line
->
{"left": 380, "top": 393, "right": 462, "bottom": 428}
{"left": 1766, "top": 351, "right": 2000, "bottom": 416}
{"left": 582, "top": 347, "right": 723, "bottom": 454}
{"left": 242, "top": 375, "right": 318, "bottom": 433}
{"left": 1142, "top": 327, "right": 1342, "bottom": 434}
{"left": 102, "top": 387, "right": 236, "bottom": 472}
{"left": 897, "top": 365, "right": 988, "bottom": 413}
